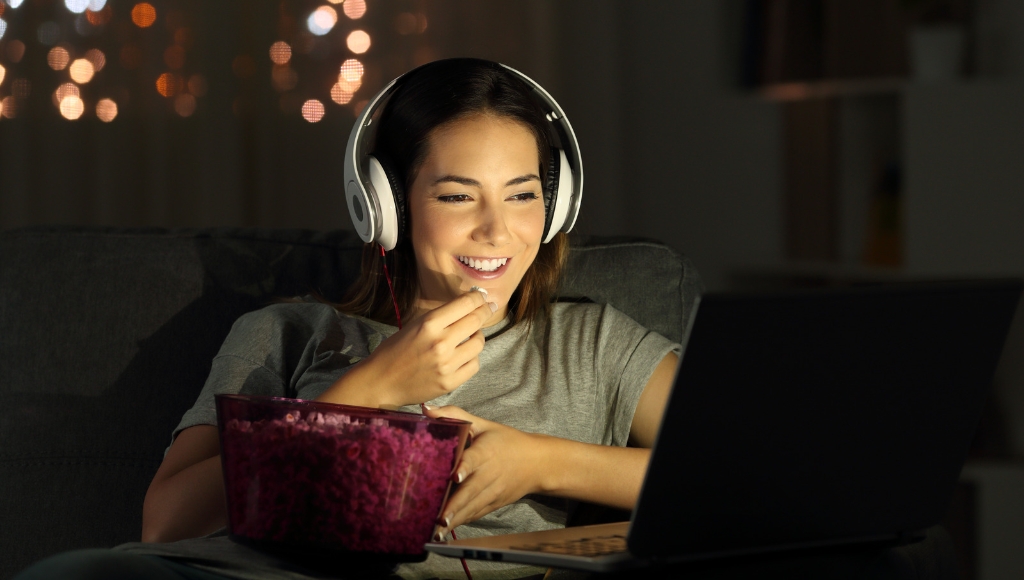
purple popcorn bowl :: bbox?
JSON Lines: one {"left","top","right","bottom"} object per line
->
{"left": 215, "top": 394, "right": 471, "bottom": 563}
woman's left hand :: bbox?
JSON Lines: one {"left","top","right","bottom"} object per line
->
{"left": 421, "top": 405, "right": 547, "bottom": 538}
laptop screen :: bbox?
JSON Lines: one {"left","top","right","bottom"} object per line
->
{"left": 629, "top": 279, "right": 1022, "bottom": 559}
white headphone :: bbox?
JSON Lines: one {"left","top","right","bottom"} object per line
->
{"left": 343, "top": 59, "right": 584, "bottom": 251}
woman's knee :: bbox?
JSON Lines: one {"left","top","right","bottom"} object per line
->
{"left": 13, "top": 549, "right": 185, "bottom": 580}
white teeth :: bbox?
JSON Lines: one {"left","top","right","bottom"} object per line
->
{"left": 459, "top": 256, "right": 508, "bottom": 272}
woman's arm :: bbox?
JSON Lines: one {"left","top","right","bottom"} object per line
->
{"left": 141, "top": 425, "right": 226, "bottom": 543}
{"left": 425, "top": 351, "right": 678, "bottom": 535}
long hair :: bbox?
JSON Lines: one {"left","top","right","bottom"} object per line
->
{"left": 335, "top": 58, "right": 569, "bottom": 327}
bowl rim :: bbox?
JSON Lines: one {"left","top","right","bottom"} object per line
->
{"left": 214, "top": 393, "right": 472, "bottom": 426}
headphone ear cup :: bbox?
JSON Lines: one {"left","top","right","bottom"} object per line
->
{"left": 368, "top": 154, "right": 407, "bottom": 250}
{"left": 541, "top": 147, "right": 561, "bottom": 243}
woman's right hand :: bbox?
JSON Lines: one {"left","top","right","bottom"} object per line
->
{"left": 317, "top": 289, "right": 497, "bottom": 408}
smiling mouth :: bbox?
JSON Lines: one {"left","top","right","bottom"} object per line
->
{"left": 457, "top": 256, "right": 509, "bottom": 272}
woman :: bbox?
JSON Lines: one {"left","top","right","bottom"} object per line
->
{"left": 16, "top": 58, "right": 680, "bottom": 580}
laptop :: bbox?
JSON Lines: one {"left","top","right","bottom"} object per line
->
{"left": 426, "top": 279, "right": 1023, "bottom": 572}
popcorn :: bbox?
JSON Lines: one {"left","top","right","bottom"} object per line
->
{"left": 220, "top": 409, "right": 462, "bottom": 555}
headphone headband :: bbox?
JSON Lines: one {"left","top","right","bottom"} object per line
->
{"left": 343, "top": 59, "right": 584, "bottom": 250}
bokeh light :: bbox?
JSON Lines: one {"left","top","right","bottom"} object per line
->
{"left": 8, "top": 0, "right": 23, "bottom": 9}
{"left": 96, "top": 98, "right": 117, "bottom": 122}
{"left": 131, "top": 3, "right": 156, "bottom": 28}
{"left": 307, "top": 6, "right": 337, "bottom": 36}
{"left": 85, "top": 5, "right": 111, "bottom": 26}
{"left": 269, "top": 41, "right": 291, "bottom": 65}
{"left": 156, "top": 72, "right": 183, "bottom": 97}
{"left": 37, "top": 22, "right": 60, "bottom": 45}
{"left": 395, "top": 13, "right": 416, "bottom": 35}
{"left": 271, "top": 65, "right": 298, "bottom": 92}
{"left": 0, "top": 64, "right": 5, "bottom": 86}
{"left": 53, "top": 82, "right": 80, "bottom": 107}
{"left": 339, "top": 58, "right": 363, "bottom": 82}
{"left": 188, "top": 74, "right": 207, "bottom": 97}
{"left": 88, "top": 0, "right": 108, "bottom": 10}
{"left": 1, "top": 96, "right": 16, "bottom": 118}
{"left": 84, "top": 48, "right": 106, "bottom": 71}
{"left": 65, "top": 0, "right": 89, "bottom": 14}
{"left": 0, "top": 18, "right": 6, "bottom": 41}
{"left": 301, "top": 99, "right": 325, "bottom": 122}
{"left": 174, "top": 27, "right": 192, "bottom": 46}
{"left": 60, "top": 95, "right": 85, "bottom": 120}
{"left": 343, "top": 0, "right": 366, "bottom": 19}
{"left": 174, "top": 93, "right": 196, "bottom": 117}
{"left": 7, "top": 40, "right": 25, "bottom": 62}
{"left": 48, "top": 46, "right": 71, "bottom": 70}
{"left": 337, "top": 76, "right": 361, "bottom": 93}
{"left": 164, "top": 45, "right": 185, "bottom": 69}
{"left": 69, "top": 59, "right": 95, "bottom": 83}
{"left": 346, "top": 30, "right": 370, "bottom": 54}
{"left": 330, "top": 82, "right": 353, "bottom": 105}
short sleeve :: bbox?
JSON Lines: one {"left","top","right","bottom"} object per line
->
{"left": 170, "top": 301, "right": 379, "bottom": 443}
{"left": 593, "top": 305, "right": 681, "bottom": 446}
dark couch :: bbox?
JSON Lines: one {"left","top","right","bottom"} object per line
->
{"left": 0, "top": 226, "right": 958, "bottom": 579}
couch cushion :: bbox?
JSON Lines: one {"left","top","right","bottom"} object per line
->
{"left": 0, "top": 227, "right": 365, "bottom": 577}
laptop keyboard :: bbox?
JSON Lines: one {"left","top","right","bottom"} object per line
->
{"left": 510, "top": 534, "right": 628, "bottom": 557}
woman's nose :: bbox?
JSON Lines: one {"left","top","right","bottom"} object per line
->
{"left": 472, "top": 203, "right": 512, "bottom": 245}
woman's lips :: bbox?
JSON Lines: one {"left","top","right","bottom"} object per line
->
{"left": 455, "top": 256, "right": 510, "bottom": 280}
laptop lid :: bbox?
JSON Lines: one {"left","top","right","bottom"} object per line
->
{"left": 628, "top": 279, "right": 1022, "bottom": 560}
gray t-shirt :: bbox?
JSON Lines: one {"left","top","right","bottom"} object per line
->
{"left": 117, "top": 300, "right": 680, "bottom": 580}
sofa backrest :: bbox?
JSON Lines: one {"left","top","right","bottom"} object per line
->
{"left": 0, "top": 226, "right": 700, "bottom": 578}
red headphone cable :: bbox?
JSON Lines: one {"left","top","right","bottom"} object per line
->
{"left": 380, "top": 244, "right": 402, "bottom": 330}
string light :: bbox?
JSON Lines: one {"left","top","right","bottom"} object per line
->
{"left": 339, "top": 58, "right": 364, "bottom": 82}
{"left": 69, "top": 59, "right": 95, "bottom": 83}
{"left": 0, "top": 1, "right": 425, "bottom": 122}
{"left": 84, "top": 48, "right": 106, "bottom": 71}
{"left": 346, "top": 30, "right": 370, "bottom": 54}
{"left": 269, "top": 41, "right": 292, "bottom": 65}
{"left": 343, "top": 0, "right": 367, "bottom": 19}
{"left": 301, "top": 99, "right": 325, "bottom": 122}
{"left": 307, "top": 6, "right": 337, "bottom": 36}
{"left": 47, "top": 46, "right": 71, "bottom": 70}
{"left": 1, "top": 96, "right": 15, "bottom": 118}
{"left": 59, "top": 95, "right": 85, "bottom": 119}
{"left": 96, "top": 98, "right": 117, "bottom": 121}
{"left": 174, "top": 93, "right": 196, "bottom": 117}
{"left": 131, "top": 3, "right": 156, "bottom": 28}
{"left": 65, "top": 0, "right": 89, "bottom": 15}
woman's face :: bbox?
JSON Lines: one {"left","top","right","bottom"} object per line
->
{"left": 407, "top": 112, "right": 545, "bottom": 326}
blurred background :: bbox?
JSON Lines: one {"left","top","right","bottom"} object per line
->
{"left": 1, "top": 0, "right": 1024, "bottom": 577}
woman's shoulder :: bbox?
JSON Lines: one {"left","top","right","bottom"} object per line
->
{"left": 230, "top": 297, "right": 392, "bottom": 338}
{"left": 547, "top": 300, "right": 640, "bottom": 327}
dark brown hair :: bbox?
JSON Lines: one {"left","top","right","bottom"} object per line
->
{"left": 335, "top": 58, "right": 570, "bottom": 327}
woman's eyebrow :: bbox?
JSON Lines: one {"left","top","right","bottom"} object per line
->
{"left": 505, "top": 174, "right": 541, "bottom": 187}
{"left": 431, "top": 174, "right": 541, "bottom": 187}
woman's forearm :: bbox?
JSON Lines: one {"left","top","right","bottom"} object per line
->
{"left": 142, "top": 446, "right": 227, "bottom": 542}
{"left": 534, "top": 434, "right": 650, "bottom": 511}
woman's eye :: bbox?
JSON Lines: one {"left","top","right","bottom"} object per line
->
{"left": 437, "top": 194, "right": 471, "bottom": 203}
{"left": 509, "top": 192, "right": 539, "bottom": 202}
